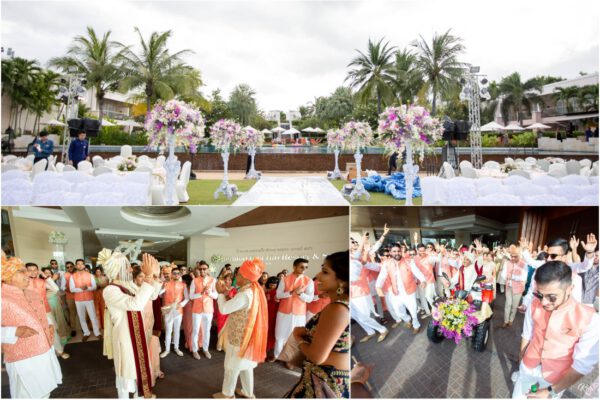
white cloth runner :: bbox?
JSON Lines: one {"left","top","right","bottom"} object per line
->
{"left": 233, "top": 176, "right": 349, "bottom": 205}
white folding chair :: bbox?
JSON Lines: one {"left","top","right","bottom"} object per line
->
{"left": 77, "top": 160, "right": 93, "bottom": 174}
{"left": 508, "top": 169, "right": 530, "bottom": 179}
{"left": 483, "top": 160, "right": 501, "bottom": 170}
{"left": 548, "top": 163, "right": 567, "bottom": 178}
{"left": 92, "top": 155, "right": 104, "bottom": 168}
{"left": 579, "top": 159, "right": 592, "bottom": 169}
{"left": 62, "top": 164, "right": 76, "bottom": 172}
{"left": 445, "top": 177, "right": 477, "bottom": 205}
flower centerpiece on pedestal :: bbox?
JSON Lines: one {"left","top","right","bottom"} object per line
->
{"left": 48, "top": 231, "right": 68, "bottom": 272}
{"left": 326, "top": 129, "right": 346, "bottom": 180}
{"left": 378, "top": 105, "right": 443, "bottom": 205}
{"left": 117, "top": 156, "right": 137, "bottom": 172}
{"left": 241, "top": 126, "right": 264, "bottom": 180}
{"left": 341, "top": 121, "right": 374, "bottom": 201}
{"left": 431, "top": 298, "right": 479, "bottom": 344}
{"left": 210, "top": 119, "right": 243, "bottom": 199}
{"left": 145, "top": 99, "right": 205, "bottom": 205}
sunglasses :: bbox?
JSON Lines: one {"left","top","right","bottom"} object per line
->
{"left": 533, "top": 289, "right": 564, "bottom": 303}
{"left": 199, "top": 268, "right": 208, "bottom": 271}
{"left": 546, "top": 253, "right": 562, "bottom": 260}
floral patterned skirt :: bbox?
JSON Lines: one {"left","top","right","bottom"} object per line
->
{"left": 285, "top": 360, "right": 350, "bottom": 398}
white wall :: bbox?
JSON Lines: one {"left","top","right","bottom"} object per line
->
{"left": 8, "top": 209, "right": 83, "bottom": 268}
{"left": 191, "top": 216, "right": 348, "bottom": 277}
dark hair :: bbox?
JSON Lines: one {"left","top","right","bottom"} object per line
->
{"left": 132, "top": 266, "right": 143, "bottom": 280}
{"left": 39, "top": 131, "right": 49, "bottom": 137}
{"left": 536, "top": 251, "right": 548, "bottom": 261}
{"left": 325, "top": 251, "right": 349, "bottom": 284}
{"left": 545, "top": 238, "right": 569, "bottom": 255}
{"left": 171, "top": 267, "right": 181, "bottom": 273}
{"left": 277, "top": 272, "right": 284, "bottom": 279}
{"left": 75, "top": 259, "right": 85, "bottom": 264}
{"left": 266, "top": 276, "right": 279, "bottom": 287}
{"left": 93, "top": 266, "right": 104, "bottom": 275}
{"left": 391, "top": 243, "right": 401, "bottom": 249}
{"left": 42, "top": 267, "right": 53, "bottom": 274}
{"left": 25, "top": 262, "right": 39, "bottom": 269}
{"left": 65, "top": 261, "right": 74, "bottom": 267}
{"left": 181, "top": 274, "right": 193, "bottom": 287}
{"left": 50, "top": 259, "right": 57, "bottom": 263}
{"left": 293, "top": 258, "right": 308, "bottom": 266}
{"left": 534, "top": 261, "right": 572, "bottom": 286}
{"left": 224, "top": 263, "right": 231, "bottom": 268}
{"left": 197, "top": 260, "right": 208, "bottom": 267}
{"left": 417, "top": 244, "right": 426, "bottom": 249}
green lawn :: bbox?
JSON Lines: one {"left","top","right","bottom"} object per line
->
{"left": 329, "top": 179, "right": 423, "bottom": 206}
{"left": 186, "top": 179, "right": 256, "bottom": 205}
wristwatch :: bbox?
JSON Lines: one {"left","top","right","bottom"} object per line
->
{"left": 547, "top": 386, "right": 559, "bottom": 398}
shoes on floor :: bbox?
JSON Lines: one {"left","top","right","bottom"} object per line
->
{"left": 193, "top": 351, "right": 201, "bottom": 360}
{"left": 160, "top": 351, "right": 170, "bottom": 358}
{"left": 359, "top": 334, "right": 375, "bottom": 343}
{"left": 203, "top": 350, "right": 212, "bottom": 359}
{"left": 377, "top": 330, "right": 389, "bottom": 343}
{"left": 174, "top": 349, "right": 183, "bottom": 356}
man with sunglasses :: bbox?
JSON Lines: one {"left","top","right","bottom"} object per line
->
{"left": 189, "top": 261, "right": 218, "bottom": 360}
{"left": 513, "top": 261, "right": 599, "bottom": 399}
{"left": 519, "top": 235, "right": 597, "bottom": 312}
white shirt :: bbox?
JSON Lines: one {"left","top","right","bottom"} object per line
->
{"left": 375, "top": 258, "right": 425, "bottom": 292}
{"left": 275, "top": 275, "right": 314, "bottom": 303}
{"left": 521, "top": 303, "right": 599, "bottom": 376}
{"left": 189, "top": 276, "right": 218, "bottom": 301}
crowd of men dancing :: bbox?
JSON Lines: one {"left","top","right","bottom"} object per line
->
{"left": 1, "top": 250, "right": 350, "bottom": 399}
{"left": 351, "top": 227, "right": 599, "bottom": 398}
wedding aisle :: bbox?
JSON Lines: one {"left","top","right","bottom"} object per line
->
{"left": 233, "top": 176, "right": 350, "bottom": 205}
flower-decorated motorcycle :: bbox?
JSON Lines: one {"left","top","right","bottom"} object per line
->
{"left": 426, "top": 273, "right": 493, "bottom": 352}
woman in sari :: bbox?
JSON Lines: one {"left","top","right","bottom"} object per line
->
{"left": 285, "top": 251, "right": 350, "bottom": 398}
{"left": 265, "top": 276, "right": 280, "bottom": 361}
{"left": 93, "top": 266, "right": 109, "bottom": 330}
{"left": 42, "top": 267, "right": 70, "bottom": 359}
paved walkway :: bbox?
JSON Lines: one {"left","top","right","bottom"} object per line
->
{"left": 351, "top": 290, "right": 599, "bottom": 398}
{"left": 233, "top": 176, "right": 349, "bottom": 205}
{"left": 1, "top": 333, "right": 299, "bottom": 398}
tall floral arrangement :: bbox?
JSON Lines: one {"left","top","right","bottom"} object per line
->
{"left": 145, "top": 99, "right": 205, "bottom": 152}
{"left": 431, "top": 299, "right": 479, "bottom": 344}
{"left": 377, "top": 105, "right": 443, "bottom": 158}
{"left": 210, "top": 119, "right": 243, "bottom": 152}
{"left": 241, "top": 126, "right": 264, "bottom": 149}
{"left": 342, "top": 121, "right": 374, "bottom": 151}
{"left": 326, "top": 129, "right": 346, "bottom": 150}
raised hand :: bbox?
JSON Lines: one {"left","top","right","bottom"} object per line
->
{"left": 581, "top": 233, "right": 598, "bottom": 254}
{"left": 141, "top": 253, "right": 158, "bottom": 280}
{"left": 382, "top": 223, "right": 390, "bottom": 236}
{"left": 569, "top": 236, "right": 580, "bottom": 252}
{"left": 518, "top": 237, "right": 529, "bottom": 250}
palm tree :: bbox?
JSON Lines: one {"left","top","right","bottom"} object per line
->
{"left": 48, "top": 27, "right": 123, "bottom": 124}
{"left": 1, "top": 57, "right": 41, "bottom": 132}
{"left": 391, "top": 48, "right": 423, "bottom": 104}
{"left": 498, "top": 72, "right": 542, "bottom": 124}
{"left": 577, "top": 84, "right": 599, "bottom": 112}
{"left": 553, "top": 86, "right": 580, "bottom": 114}
{"left": 411, "top": 29, "right": 466, "bottom": 115}
{"left": 228, "top": 84, "right": 257, "bottom": 126}
{"left": 345, "top": 38, "right": 396, "bottom": 114}
{"left": 117, "top": 27, "right": 200, "bottom": 112}
{"left": 29, "top": 70, "right": 61, "bottom": 133}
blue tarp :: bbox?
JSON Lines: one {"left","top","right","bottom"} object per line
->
{"left": 352, "top": 172, "right": 422, "bottom": 200}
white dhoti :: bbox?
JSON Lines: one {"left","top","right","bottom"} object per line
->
{"left": 75, "top": 300, "right": 101, "bottom": 336}
{"left": 274, "top": 312, "right": 306, "bottom": 358}
{"left": 192, "top": 312, "right": 213, "bottom": 352}
{"left": 350, "top": 295, "right": 386, "bottom": 336}
{"left": 164, "top": 310, "right": 183, "bottom": 351}
{"left": 222, "top": 343, "right": 256, "bottom": 397}
{"left": 369, "top": 280, "right": 384, "bottom": 317}
{"left": 396, "top": 293, "right": 420, "bottom": 329}
{"left": 512, "top": 363, "right": 564, "bottom": 399}
{"left": 5, "top": 348, "right": 62, "bottom": 399}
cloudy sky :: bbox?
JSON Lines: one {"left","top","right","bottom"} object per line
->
{"left": 2, "top": 0, "right": 598, "bottom": 111}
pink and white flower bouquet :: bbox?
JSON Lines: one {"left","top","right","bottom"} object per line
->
{"left": 342, "top": 120, "right": 374, "bottom": 151}
{"left": 241, "top": 126, "right": 264, "bottom": 149}
{"left": 210, "top": 119, "right": 243, "bottom": 152}
{"left": 145, "top": 99, "right": 205, "bottom": 153}
{"left": 326, "top": 129, "right": 346, "bottom": 150}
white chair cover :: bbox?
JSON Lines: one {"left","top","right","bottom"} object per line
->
{"left": 504, "top": 157, "right": 515, "bottom": 164}
{"left": 460, "top": 165, "right": 477, "bottom": 179}
{"left": 508, "top": 169, "right": 530, "bottom": 179}
{"left": 1, "top": 164, "right": 19, "bottom": 173}
{"left": 2, "top": 169, "right": 29, "bottom": 181}
{"left": 445, "top": 177, "right": 477, "bottom": 205}
{"left": 138, "top": 155, "right": 150, "bottom": 164}
{"left": 56, "top": 162, "right": 65, "bottom": 173}
{"left": 151, "top": 184, "right": 166, "bottom": 205}
{"left": 532, "top": 175, "right": 560, "bottom": 187}
{"left": 504, "top": 175, "right": 529, "bottom": 186}
{"left": 521, "top": 195, "right": 569, "bottom": 205}
{"left": 441, "top": 162, "right": 455, "bottom": 179}
{"left": 565, "top": 160, "right": 581, "bottom": 175}
{"left": 579, "top": 159, "right": 592, "bottom": 169}
{"left": 33, "top": 179, "right": 73, "bottom": 195}
{"left": 134, "top": 165, "right": 152, "bottom": 173}
{"left": 548, "top": 163, "right": 567, "bottom": 178}
{"left": 580, "top": 167, "right": 592, "bottom": 177}
{"left": 120, "top": 145, "right": 133, "bottom": 158}
{"left": 32, "top": 191, "right": 82, "bottom": 206}
{"left": 77, "top": 160, "right": 93, "bottom": 174}
{"left": 3, "top": 155, "right": 17, "bottom": 163}
{"left": 156, "top": 155, "right": 166, "bottom": 167}
{"left": 92, "top": 155, "right": 104, "bottom": 167}
{"left": 25, "top": 154, "right": 35, "bottom": 163}
{"left": 573, "top": 195, "right": 599, "bottom": 206}
{"left": 176, "top": 161, "right": 192, "bottom": 202}
{"left": 60, "top": 171, "right": 94, "bottom": 184}
{"left": 478, "top": 183, "right": 513, "bottom": 197}
{"left": 559, "top": 175, "right": 590, "bottom": 186}
{"left": 421, "top": 177, "right": 447, "bottom": 205}
{"left": 82, "top": 192, "right": 128, "bottom": 205}
{"left": 536, "top": 159, "right": 550, "bottom": 172}
{"left": 31, "top": 159, "right": 48, "bottom": 178}
{"left": 477, "top": 194, "right": 521, "bottom": 205}
{"left": 483, "top": 160, "right": 501, "bottom": 170}
{"left": 525, "top": 157, "right": 537, "bottom": 164}
{"left": 93, "top": 166, "right": 113, "bottom": 176}
{"left": 511, "top": 183, "right": 549, "bottom": 198}
{"left": 62, "top": 164, "right": 76, "bottom": 172}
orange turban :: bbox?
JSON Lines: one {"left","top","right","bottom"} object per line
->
{"left": 239, "top": 258, "right": 265, "bottom": 282}
{"left": 1, "top": 255, "right": 25, "bottom": 283}
{"left": 238, "top": 258, "right": 268, "bottom": 363}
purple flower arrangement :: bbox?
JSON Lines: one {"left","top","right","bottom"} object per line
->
{"left": 145, "top": 99, "right": 205, "bottom": 152}
{"left": 209, "top": 119, "right": 243, "bottom": 152}
{"left": 241, "top": 126, "right": 264, "bottom": 149}
{"left": 431, "top": 298, "right": 479, "bottom": 344}
{"left": 342, "top": 120, "right": 374, "bottom": 151}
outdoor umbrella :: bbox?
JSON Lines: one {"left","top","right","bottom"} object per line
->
{"left": 525, "top": 123, "right": 551, "bottom": 130}
{"left": 41, "top": 119, "right": 67, "bottom": 127}
{"left": 116, "top": 120, "right": 142, "bottom": 128}
{"left": 501, "top": 123, "right": 524, "bottom": 131}
{"left": 271, "top": 127, "right": 285, "bottom": 132}
{"left": 101, "top": 120, "right": 116, "bottom": 126}
{"left": 480, "top": 121, "right": 504, "bottom": 132}
{"left": 282, "top": 128, "right": 300, "bottom": 135}
{"left": 261, "top": 129, "right": 272, "bottom": 134}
